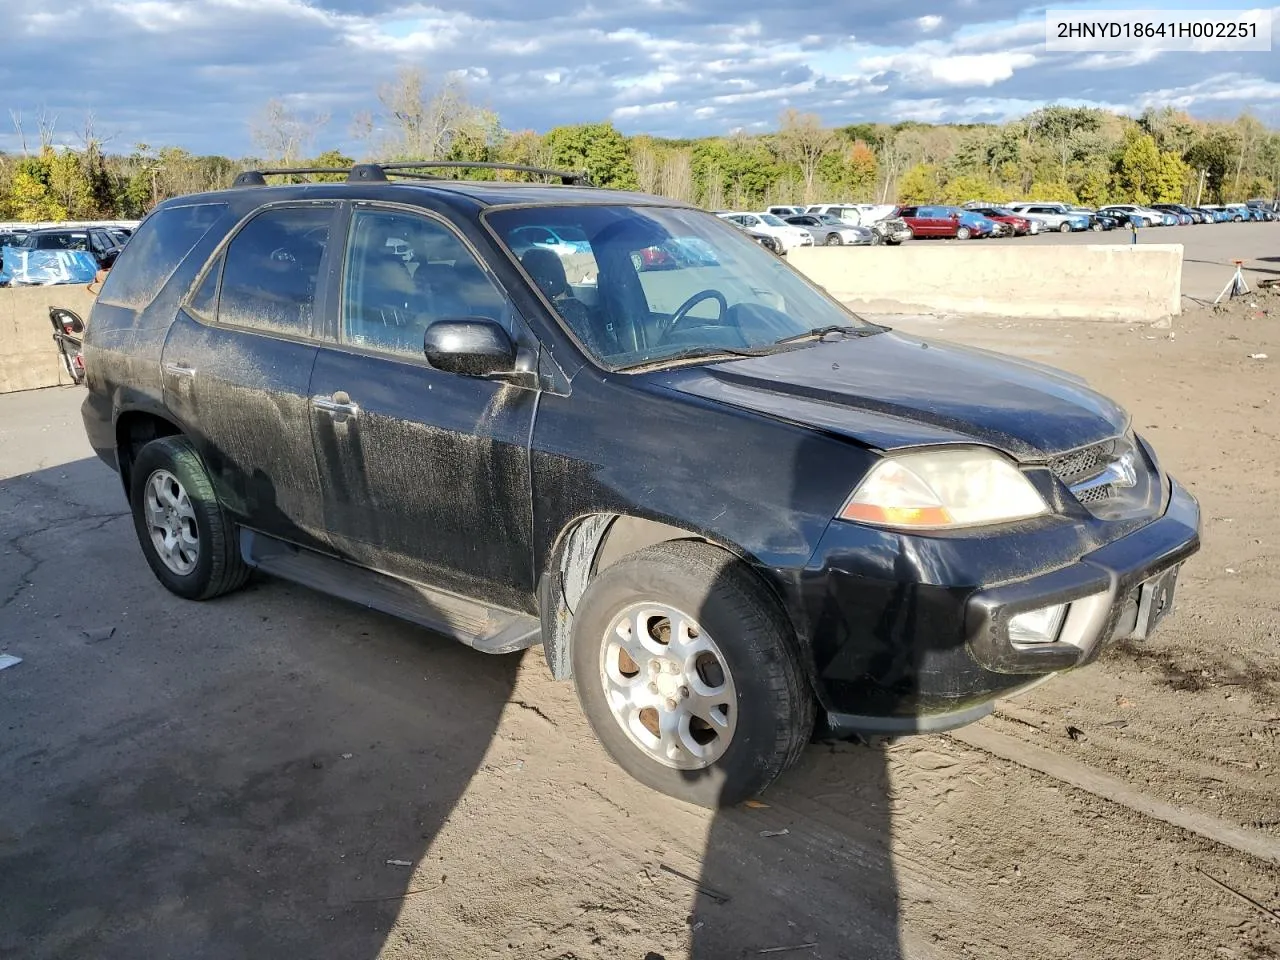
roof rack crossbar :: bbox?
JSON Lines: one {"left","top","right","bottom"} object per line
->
{"left": 232, "top": 160, "right": 592, "bottom": 188}
{"left": 378, "top": 161, "right": 590, "bottom": 185}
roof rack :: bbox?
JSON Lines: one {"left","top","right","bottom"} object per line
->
{"left": 232, "top": 160, "right": 591, "bottom": 188}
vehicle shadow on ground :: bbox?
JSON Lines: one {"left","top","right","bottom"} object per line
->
{"left": 0, "top": 457, "right": 520, "bottom": 960}
{"left": 4, "top": 455, "right": 924, "bottom": 960}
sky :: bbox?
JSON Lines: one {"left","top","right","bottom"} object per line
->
{"left": 2, "top": 0, "right": 1278, "bottom": 157}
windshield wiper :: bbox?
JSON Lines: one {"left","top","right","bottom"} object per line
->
{"left": 773, "top": 324, "right": 865, "bottom": 345}
{"left": 620, "top": 344, "right": 772, "bottom": 371}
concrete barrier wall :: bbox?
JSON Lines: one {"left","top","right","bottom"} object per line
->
{"left": 0, "top": 285, "right": 97, "bottom": 394}
{"left": 787, "top": 243, "right": 1183, "bottom": 322}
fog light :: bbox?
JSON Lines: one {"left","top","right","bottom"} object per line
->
{"left": 1008, "top": 604, "right": 1068, "bottom": 646}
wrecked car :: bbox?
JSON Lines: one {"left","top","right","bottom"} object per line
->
{"left": 78, "top": 162, "right": 1201, "bottom": 807}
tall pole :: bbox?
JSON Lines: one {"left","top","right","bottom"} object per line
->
{"left": 1195, "top": 168, "right": 1206, "bottom": 207}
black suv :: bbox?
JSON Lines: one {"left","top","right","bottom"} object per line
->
{"left": 80, "top": 161, "right": 1201, "bottom": 807}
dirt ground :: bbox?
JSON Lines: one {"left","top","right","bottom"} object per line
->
{"left": 1, "top": 289, "right": 1278, "bottom": 960}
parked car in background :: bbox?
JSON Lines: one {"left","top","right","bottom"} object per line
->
{"left": 1151, "top": 203, "right": 1204, "bottom": 224}
{"left": 1005, "top": 203, "right": 1091, "bottom": 232}
{"left": 958, "top": 210, "right": 1003, "bottom": 237}
{"left": 1095, "top": 204, "right": 1161, "bottom": 227}
{"left": 716, "top": 212, "right": 814, "bottom": 253}
{"left": 783, "top": 214, "right": 875, "bottom": 246}
{"left": 13, "top": 226, "right": 125, "bottom": 268}
{"left": 1061, "top": 206, "right": 1118, "bottom": 231}
{"left": 766, "top": 205, "right": 806, "bottom": 218}
{"left": 76, "top": 159, "right": 1201, "bottom": 807}
{"left": 0, "top": 229, "right": 30, "bottom": 271}
{"left": 894, "top": 205, "right": 986, "bottom": 239}
{"left": 806, "top": 204, "right": 911, "bottom": 244}
{"left": 965, "top": 206, "right": 1036, "bottom": 235}
{"left": 1193, "top": 206, "right": 1229, "bottom": 222}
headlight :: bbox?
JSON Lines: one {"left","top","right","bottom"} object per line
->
{"left": 839, "top": 447, "right": 1051, "bottom": 529}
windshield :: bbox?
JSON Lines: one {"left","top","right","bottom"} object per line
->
{"left": 758, "top": 213, "right": 787, "bottom": 226}
{"left": 486, "top": 204, "right": 880, "bottom": 370}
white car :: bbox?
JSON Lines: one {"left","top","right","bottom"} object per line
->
{"left": 717, "top": 212, "right": 814, "bottom": 252}
{"left": 1092, "top": 204, "right": 1163, "bottom": 227}
{"left": 1005, "top": 202, "right": 1092, "bottom": 232}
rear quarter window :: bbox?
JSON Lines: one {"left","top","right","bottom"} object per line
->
{"left": 97, "top": 202, "right": 228, "bottom": 310}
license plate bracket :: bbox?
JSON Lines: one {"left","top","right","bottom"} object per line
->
{"left": 1131, "top": 564, "right": 1180, "bottom": 640}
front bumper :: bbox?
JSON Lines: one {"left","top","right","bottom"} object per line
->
{"left": 792, "top": 478, "right": 1201, "bottom": 736}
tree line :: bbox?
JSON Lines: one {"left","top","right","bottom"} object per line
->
{"left": 3, "top": 69, "right": 1277, "bottom": 223}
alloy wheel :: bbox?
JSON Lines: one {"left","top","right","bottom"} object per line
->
{"left": 598, "top": 602, "right": 738, "bottom": 770}
{"left": 143, "top": 469, "right": 200, "bottom": 575}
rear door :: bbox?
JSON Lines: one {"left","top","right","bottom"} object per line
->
{"left": 161, "top": 201, "right": 338, "bottom": 553}
{"left": 306, "top": 203, "right": 539, "bottom": 613}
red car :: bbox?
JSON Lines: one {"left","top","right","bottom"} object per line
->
{"left": 965, "top": 206, "right": 1034, "bottom": 235}
{"left": 893, "top": 205, "right": 985, "bottom": 239}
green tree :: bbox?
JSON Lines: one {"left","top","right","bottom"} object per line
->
{"left": 9, "top": 155, "right": 67, "bottom": 221}
{"left": 311, "top": 149, "right": 355, "bottom": 182}
{"left": 940, "top": 173, "right": 1000, "bottom": 204}
{"left": 1116, "top": 131, "right": 1162, "bottom": 204}
{"left": 1154, "top": 151, "right": 1190, "bottom": 203}
{"left": 896, "top": 163, "right": 940, "bottom": 203}
{"left": 1024, "top": 179, "right": 1076, "bottom": 203}
{"left": 1185, "top": 130, "right": 1240, "bottom": 203}
{"left": 542, "top": 122, "right": 637, "bottom": 189}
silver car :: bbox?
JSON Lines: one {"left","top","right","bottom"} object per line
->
{"left": 783, "top": 213, "right": 876, "bottom": 246}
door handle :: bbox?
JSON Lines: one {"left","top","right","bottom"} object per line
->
{"left": 311, "top": 391, "right": 359, "bottom": 418}
{"left": 163, "top": 361, "right": 196, "bottom": 379}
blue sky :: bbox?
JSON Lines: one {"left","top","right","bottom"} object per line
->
{"left": 2, "top": 0, "right": 1277, "bottom": 157}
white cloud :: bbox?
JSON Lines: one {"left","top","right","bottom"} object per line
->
{"left": 0, "top": 0, "right": 1276, "bottom": 155}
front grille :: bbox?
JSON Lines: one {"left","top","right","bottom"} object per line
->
{"left": 1050, "top": 439, "right": 1115, "bottom": 486}
{"left": 1074, "top": 483, "right": 1114, "bottom": 505}
{"left": 1047, "top": 435, "right": 1155, "bottom": 518}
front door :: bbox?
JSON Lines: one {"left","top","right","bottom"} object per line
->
{"left": 308, "top": 204, "right": 539, "bottom": 613}
{"left": 161, "top": 201, "right": 339, "bottom": 552}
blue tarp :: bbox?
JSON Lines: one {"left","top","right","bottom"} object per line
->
{"left": 0, "top": 246, "right": 99, "bottom": 286}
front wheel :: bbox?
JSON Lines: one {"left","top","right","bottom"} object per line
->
{"left": 824, "top": 232, "right": 842, "bottom": 246}
{"left": 956, "top": 226, "right": 972, "bottom": 240}
{"left": 869, "top": 231, "right": 883, "bottom": 245}
{"left": 1058, "top": 221, "right": 1071, "bottom": 233}
{"left": 571, "top": 541, "right": 815, "bottom": 808}
{"left": 129, "top": 435, "right": 251, "bottom": 601}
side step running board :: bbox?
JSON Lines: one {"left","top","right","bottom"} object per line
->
{"left": 239, "top": 529, "right": 542, "bottom": 655}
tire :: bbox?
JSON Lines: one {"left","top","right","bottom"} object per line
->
{"left": 956, "top": 226, "right": 971, "bottom": 240}
{"left": 1058, "top": 221, "right": 1071, "bottom": 233}
{"left": 570, "top": 540, "right": 815, "bottom": 808}
{"left": 1091, "top": 222, "right": 1102, "bottom": 232}
{"left": 869, "top": 231, "right": 883, "bottom": 245}
{"left": 129, "top": 435, "right": 251, "bottom": 601}
{"left": 824, "top": 232, "right": 842, "bottom": 246}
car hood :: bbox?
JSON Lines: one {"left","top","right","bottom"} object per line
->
{"left": 654, "top": 331, "right": 1129, "bottom": 459}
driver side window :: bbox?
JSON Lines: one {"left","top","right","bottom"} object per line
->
{"left": 340, "top": 209, "right": 510, "bottom": 360}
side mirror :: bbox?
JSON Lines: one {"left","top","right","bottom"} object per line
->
{"left": 423, "top": 317, "right": 516, "bottom": 378}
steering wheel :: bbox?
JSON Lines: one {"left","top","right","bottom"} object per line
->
{"left": 659, "top": 289, "right": 728, "bottom": 341}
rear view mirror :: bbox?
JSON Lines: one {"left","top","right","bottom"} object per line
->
{"left": 424, "top": 317, "right": 516, "bottom": 377}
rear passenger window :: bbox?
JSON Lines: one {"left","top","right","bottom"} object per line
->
{"left": 97, "top": 202, "right": 227, "bottom": 309}
{"left": 340, "top": 209, "right": 508, "bottom": 359}
{"left": 217, "top": 205, "right": 333, "bottom": 337}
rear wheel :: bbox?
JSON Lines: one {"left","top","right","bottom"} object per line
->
{"left": 571, "top": 541, "right": 815, "bottom": 808}
{"left": 128, "top": 435, "right": 251, "bottom": 601}
{"left": 1090, "top": 221, "right": 1102, "bottom": 232}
